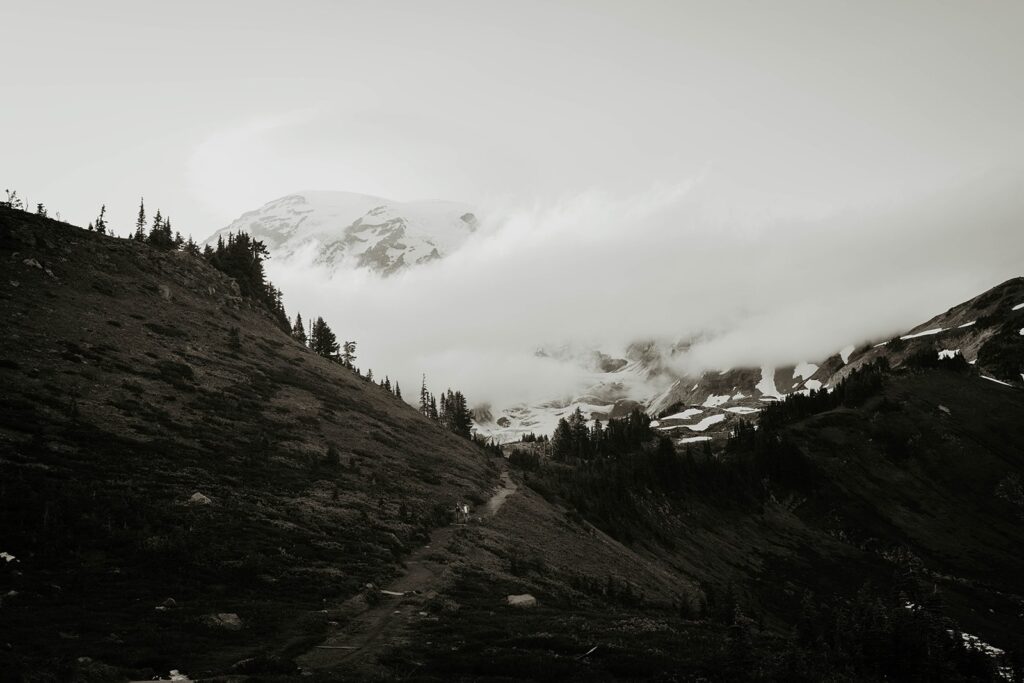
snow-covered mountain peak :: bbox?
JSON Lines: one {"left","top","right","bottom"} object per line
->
{"left": 207, "top": 191, "right": 477, "bottom": 276}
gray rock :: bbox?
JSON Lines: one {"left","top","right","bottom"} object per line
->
{"left": 187, "top": 492, "right": 212, "bottom": 506}
{"left": 158, "top": 284, "right": 172, "bottom": 300}
{"left": 202, "top": 612, "right": 243, "bottom": 630}
{"left": 22, "top": 258, "right": 42, "bottom": 269}
{"left": 506, "top": 593, "right": 538, "bottom": 608}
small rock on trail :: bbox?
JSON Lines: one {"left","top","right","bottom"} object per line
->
{"left": 506, "top": 594, "right": 538, "bottom": 608}
{"left": 201, "top": 613, "right": 243, "bottom": 630}
{"left": 187, "top": 492, "right": 212, "bottom": 505}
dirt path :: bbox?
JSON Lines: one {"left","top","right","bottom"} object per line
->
{"left": 296, "top": 463, "right": 517, "bottom": 676}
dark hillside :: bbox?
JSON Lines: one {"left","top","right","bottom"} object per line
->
{"left": 396, "top": 364, "right": 1024, "bottom": 681}
{"left": 781, "top": 369, "right": 1024, "bottom": 645}
{"left": 0, "top": 207, "right": 497, "bottom": 679}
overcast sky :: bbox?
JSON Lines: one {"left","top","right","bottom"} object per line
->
{"left": 4, "top": 0, "right": 1024, "bottom": 404}
{"left": 4, "top": 0, "right": 1023, "bottom": 231}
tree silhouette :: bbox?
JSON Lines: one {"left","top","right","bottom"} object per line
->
{"left": 291, "top": 313, "right": 308, "bottom": 345}
{"left": 94, "top": 204, "right": 108, "bottom": 235}
{"left": 134, "top": 198, "right": 146, "bottom": 240}
{"left": 309, "top": 316, "right": 340, "bottom": 360}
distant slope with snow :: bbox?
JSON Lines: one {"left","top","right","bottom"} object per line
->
{"left": 478, "top": 277, "right": 1024, "bottom": 444}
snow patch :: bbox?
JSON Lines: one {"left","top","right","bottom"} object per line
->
{"left": 702, "top": 394, "right": 731, "bottom": 408}
{"left": 951, "top": 630, "right": 1005, "bottom": 657}
{"left": 0, "top": 552, "right": 16, "bottom": 563}
{"left": 687, "top": 414, "right": 727, "bottom": 432}
{"left": 938, "top": 349, "right": 960, "bottom": 360}
{"left": 724, "top": 406, "right": 759, "bottom": 414}
{"left": 793, "top": 362, "right": 818, "bottom": 380}
{"left": 901, "top": 327, "right": 945, "bottom": 340}
{"left": 755, "top": 366, "right": 784, "bottom": 398}
{"left": 958, "top": 320, "right": 976, "bottom": 328}
{"left": 804, "top": 379, "right": 822, "bottom": 391}
{"left": 732, "top": 391, "right": 747, "bottom": 400}
{"left": 1012, "top": 302, "right": 1024, "bottom": 311}
{"left": 839, "top": 345, "right": 855, "bottom": 364}
{"left": 677, "top": 436, "right": 712, "bottom": 444}
{"left": 982, "top": 376, "right": 1013, "bottom": 387}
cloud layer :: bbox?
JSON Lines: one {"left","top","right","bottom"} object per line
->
{"left": 268, "top": 167, "right": 1024, "bottom": 410}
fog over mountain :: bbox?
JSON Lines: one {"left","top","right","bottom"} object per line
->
{"left": 263, "top": 166, "right": 1024, "bottom": 410}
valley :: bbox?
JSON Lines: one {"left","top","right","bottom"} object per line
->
{"left": 3, "top": 206, "right": 1023, "bottom": 681}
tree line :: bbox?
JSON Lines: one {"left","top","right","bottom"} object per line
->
{"left": 550, "top": 406, "right": 653, "bottom": 461}
{"left": 417, "top": 376, "right": 474, "bottom": 439}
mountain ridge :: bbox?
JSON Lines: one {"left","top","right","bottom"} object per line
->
{"left": 477, "top": 277, "right": 1024, "bottom": 443}
{"left": 206, "top": 191, "right": 478, "bottom": 276}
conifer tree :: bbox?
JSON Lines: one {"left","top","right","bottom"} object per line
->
{"left": 367, "top": 369, "right": 374, "bottom": 382}
{"left": 291, "top": 313, "right": 307, "bottom": 344}
{"left": 394, "top": 382, "right": 402, "bottom": 400}
{"left": 309, "top": 316, "right": 340, "bottom": 360}
{"left": 438, "top": 389, "right": 473, "bottom": 438}
{"left": 551, "top": 417, "right": 574, "bottom": 460}
{"left": 94, "top": 204, "right": 108, "bottom": 235}
{"left": 419, "top": 375, "right": 430, "bottom": 417}
{"left": 384, "top": 376, "right": 392, "bottom": 392}
{"left": 148, "top": 209, "right": 170, "bottom": 248}
{"left": 134, "top": 198, "right": 146, "bottom": 240}
{"left": 35, "top": 203, "right": 46, "bottom": 217}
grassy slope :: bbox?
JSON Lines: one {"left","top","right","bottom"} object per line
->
{"left": 0, "top": 208, "right": 498, "bottom": 679}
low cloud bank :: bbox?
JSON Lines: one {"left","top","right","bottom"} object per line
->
{"left": 268, "top": 168, "right": 1024, "bottom": 410}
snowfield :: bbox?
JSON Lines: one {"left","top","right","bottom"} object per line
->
{"left": 755, "top": 366, "right": 784, "bottom": 398}
{"left": 701, "top": 394, "right": 731, "bottom": 408}
{"left": 724, "top": 406, "right": 759, "bottom": 414}
{"left": 687, "top": 414, "right": 727, "bottom": 431}
{"left": 901, "top": 327, "right": 945, "bottom": 340}
{"left": 793, "top": 362, "right": 818, "bottom": 380}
